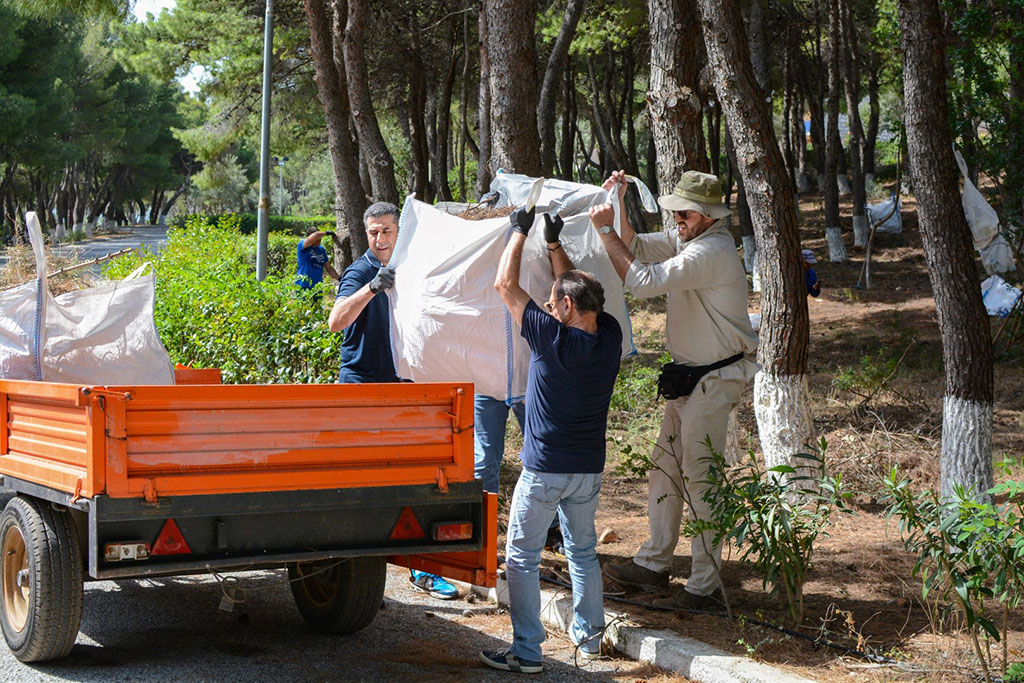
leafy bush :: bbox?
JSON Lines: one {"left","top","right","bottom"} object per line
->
{"left": 882, "top": 462, "right": 1024, "bottom": 683}
{"left": 105, "top": 214, "right": 341, "bottom": 384}
{"left": 681, "top": 439, "right": 853, "bottom": 624}
{"left": 169, "top": 212, "right": 335, "bottom": 236}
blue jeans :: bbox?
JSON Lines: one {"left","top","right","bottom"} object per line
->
{"left": 473, "top": 395, "right": 525, "bottom": 493}
{"left": 505, "top": 469, "right": 604, "bottom": 661}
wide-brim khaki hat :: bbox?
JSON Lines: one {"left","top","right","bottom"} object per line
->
{"left": 658, "top": 170, "right": 732, "bottom": 220}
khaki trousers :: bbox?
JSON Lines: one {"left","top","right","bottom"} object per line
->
{"left": 633, "top": 376, "right": 745, "bottom": 596}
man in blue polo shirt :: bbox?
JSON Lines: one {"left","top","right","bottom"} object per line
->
{"left": 327, "top": 201, "right": 457, "bottom": 600}
{"left": 296, "top": 227, "right": 340, "bottom": 290}
{"left": 480, "top": 206, "right": 622, "bottom": 674}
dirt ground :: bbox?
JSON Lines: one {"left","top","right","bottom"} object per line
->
{"left": 497, "top": 192, "right": 1024, "bottom": 683}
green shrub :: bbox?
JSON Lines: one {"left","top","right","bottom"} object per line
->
{"left": 105, "top": 214, "right": 341, "bottom": 384}
{"left": 170, "top": 212, "right": 336, "bottom": 236}
{"left": 882, "top": 462, "right": 1024, "bottom": 683}
{"left": 681, "top": 439, "right": 852, "bottom": 624}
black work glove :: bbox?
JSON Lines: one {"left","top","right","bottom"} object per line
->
{"left": 324, "top": 231, "right": 337, "bottom": 239}
{"left": 509, "top": 206, "right": 535, "bottom": 236}
{"left": 542, "top": 213, "right": 564, "bottom": 244}
{"left": 368, "top": 265, "right": 395, "bottom": 293}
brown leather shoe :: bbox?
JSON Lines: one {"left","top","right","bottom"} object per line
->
{"left": 602, "top": 559, "right": 670, "bottom": 591}
{"left": 651, "top": 589, "right": 723, "bottom": 611}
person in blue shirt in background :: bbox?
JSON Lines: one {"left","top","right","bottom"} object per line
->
{"left": 327, "top": 201, "right": 458, "bottom": 600}
{"left": 802, "top": 248, "right": 821, "bottom": 297}
{"left": 480, "top": 206, "right": 622, "bottom": 674}
{"left": 297, "top": 227, "right": 340, "bottom": 291}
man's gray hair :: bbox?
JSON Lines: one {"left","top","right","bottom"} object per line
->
{"left": 555, "top": 270, "right": 605, "bottom": 314}
{"left": 363, "top": 201, "right": 400, "bottom": 227}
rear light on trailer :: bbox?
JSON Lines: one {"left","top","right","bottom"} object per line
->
{"left": 103, "top": 542, "right": 151, "bottom": 562}
{"left": 150, "top": 518, "right": 193, "bottom": 556}
{"left": 432, "top": 521, "right": 473, "bottom": 542}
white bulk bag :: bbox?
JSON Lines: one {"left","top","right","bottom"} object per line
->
{"left": 867, "top": 195, "right": 903, "bottom": 234}
{"left": 981, "top": 275, "right": 1021, "bottom": 318}
{"left": 388, "top": 196, "right": 635, "bottom": 401}
{"left": 954, "top": 148, "right": 1000, "bottom": 250}
{"left": 0, "top": 212, "right": 174, "bottom": 384}
{"left": 979, "top": 233, "right": 1017, "bottom": 275}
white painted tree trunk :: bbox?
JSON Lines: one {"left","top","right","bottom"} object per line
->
{"left": 837, "top": 174, "right": 852, "bottom": 195}
{"left": 741, "top": 234, "right": 757, "bottom": 274}
{"left": 797, "top": 173, "right": 811, "bottom": 194}
{"left": 724, "top": 404, "right": 744, "bottom": 465}
{"left": 852, "top": 214, "right": 870, "bottom": 247}
{"left": 54, "top": 223, "right": 66, "bottom": 241}
{"left": 864, "top": 173, "right": 876, "bottom": 195}
{"left": 754, "top": 371, "right": 816, "bottom": 485}
{"left": 750, "top": 248, "right": 761, "bottom": 292}
{"left": 941, "top": 396, "right": 994, "bottom": 502}
{"left": 825, "top": 225, "right": 848, "bottom": 261}
{"left": 816, "top": 174, "right": 826, "bottom": 193}
{"left": 84, "top": 221, "right": 94, "bottom": 237}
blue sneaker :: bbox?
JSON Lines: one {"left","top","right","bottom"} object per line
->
{"left": 480, "top": 649, "right": 544, "bottom": 674}
{"left": 409, "top": 570, "right": 458, "bottom": 599}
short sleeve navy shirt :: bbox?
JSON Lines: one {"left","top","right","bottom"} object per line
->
{"left": 518, "top": 300, "right": 622, "bottom": 474}
{"left": 296, "top": 240, "right": 328, "bottom": 289}
{"left": 336, "top": 250, "right": 399, "bottom": 384}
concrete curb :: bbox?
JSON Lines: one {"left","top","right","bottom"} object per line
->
{"left": 459, "top": 576, "right": 816, "bottom": 683}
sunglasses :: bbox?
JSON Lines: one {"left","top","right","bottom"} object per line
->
{"left": 673, "top": 210, "right": 696, "bottom": 219}
{"left": 544, "top": 295, "right": 568, "bottom": 313}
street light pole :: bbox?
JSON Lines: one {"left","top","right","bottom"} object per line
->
{"left": 255, "top": 0, "right": 274, "bottom": 281}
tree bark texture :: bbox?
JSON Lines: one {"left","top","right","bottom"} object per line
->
{"left": 899, "top": 0, "right": 994, "bottom": 501}
{"left": 824, "top": 0, "right": 847, "bottom": 260}
{"left": 648, "top": 0, "right": 708, "bottom": 228}
{"left": 485, "top": 0, "right": 541, "bottom": 176}
{"left": 838, "top": 0, "right": 868, "bottom": 246}
{"left": 344, "top": 0, "right": 399, "bottom": 206}
{"left": 538, "top": 0, "right": 586, "bottom": 176}
{"left": 698, "top": 0, "right": 813, "bottom": 470}
{"left": 303, "top": 0, "right": 368, "bottom": 263}
{"left": 476, "top": 1, "right": 492, "bottom": 196}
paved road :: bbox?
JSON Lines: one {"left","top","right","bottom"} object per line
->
{"left": 0, "top": 226, "right": 170, "bottom": 272}
{"left": 0, "top": 565, "right": 646, "bottom": 682}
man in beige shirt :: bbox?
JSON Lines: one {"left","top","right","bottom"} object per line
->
{"left": 594, "top": 170, "right": 758, "bottom": 610}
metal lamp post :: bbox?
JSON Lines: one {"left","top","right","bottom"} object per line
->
{"left": 255, "top": 0, "right": 274, "bottom": 281}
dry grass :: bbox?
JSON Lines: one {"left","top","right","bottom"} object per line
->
{"left": 0, "top": 245, "right": 99, "bottom": 296}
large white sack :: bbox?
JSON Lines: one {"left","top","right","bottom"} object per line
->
{"left": 388, "top": 196, "right": 635, "bottom": 401}
{"left": 981, "top": 275, "right": 1021, "bottom": 318}
{"left": 979, "top": 233, "right": 1017, "bottom": 276}
{"left": 0, "top": 211, "right": 174, "bottom": 384}
{"left": 489, "top": 171, "right": 659, "bottom": 216}
{"left": 954, "top": 148, "right": 1000, "bottom": 250}
{"left": 867, "top": 195, "right": 903, "bottom": 234}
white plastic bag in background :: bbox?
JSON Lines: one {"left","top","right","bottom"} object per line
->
{"left": 954, "top": 147, "right": 1000, "bottom": 250}
{"left": 981, "top": 275, "right": 1022, "bottom": 317}
{"left": 0, "top": 212, "right": 175, "bottom": 384}
{"left": 979, "top": 233, "right": 1017, "bottom": 275}
{"left": 866, "top": 195, "right": 903, "bottom": 234}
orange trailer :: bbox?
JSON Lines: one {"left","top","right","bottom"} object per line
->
{"left": 0, "top": 371, "right": 496, "bottom": 662}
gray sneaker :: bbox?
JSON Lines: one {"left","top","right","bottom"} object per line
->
{"left": 602, "top": 559, "right": 670, "bottom": 591}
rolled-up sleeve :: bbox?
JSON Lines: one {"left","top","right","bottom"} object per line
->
{"left": 624, "top": 243, "right": 721, "bottom": 298}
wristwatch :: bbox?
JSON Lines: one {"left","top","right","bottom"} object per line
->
{"left": 598, "top": 224, "right": 614, "bottom": 235}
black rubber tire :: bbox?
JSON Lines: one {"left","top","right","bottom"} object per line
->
{"left": 288, "top": 556, "right": 386, "bottom": 635}
{"left": 0, "top": 496, "right": 83, "bottom": 662}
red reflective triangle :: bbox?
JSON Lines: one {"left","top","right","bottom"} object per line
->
{"left": 151, "top": 518, "right": 192, "bottom": 555}
{"left": 389, "top": 506, "right": 425, "bottom": 541}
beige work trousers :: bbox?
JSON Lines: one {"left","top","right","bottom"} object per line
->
{"left": 633, "top": 376, "right": 745, "bottom": 596}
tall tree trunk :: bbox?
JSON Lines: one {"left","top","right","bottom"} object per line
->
{"left": 558, "top": 62, "right": 577, "bottom": 180}
{"left": 432, "top": 25, "right": 459, "bottom": 203}
{"left": 706, "top": 95, "right": 722, "bottom": 178}
{"left": 647, "top": 0, "right": 708, "bottom": 228}
{"left": 303, "top": 0, "right": 368, "bottom": 264}
{"left": 407, "top": 58, "right": 432, "bottom": 201}
{"left": 344, "top": 0, "right": 399, "bottom": 205}
{"left": 538, "top": 0, "right": 586, "bottom": 176}
{"left": 899, "top": 0, "right": 994, "bottom": 501}
{"left": 864, "top": 58, "right": 880, "bottom": 180}
{"left": 839, "top": 0, "right": 868, "bottom": 247}
{"left": 475, "top": 1, "right": 492, "bottom": 196}
{"left": 458, "top": 5, "right": 471, "bottom": 201}
{"left": 486, "top": 0, "right": 541, "bottom": 176}
{"left": 824, "top": 0, "right": 848, "bottom": 261}
{"left": 698, "top": 0, "right": 814, "bottom": 475}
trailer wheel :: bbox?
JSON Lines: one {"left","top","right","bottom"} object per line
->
{"left": 288, "top": 556, "right": 386, "bottom": 635}
{"left": 0, "top": 496, "right": 83, "bottom": 662}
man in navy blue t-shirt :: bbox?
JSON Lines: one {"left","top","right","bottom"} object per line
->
{"left": 326, "top": 200, "right": 458, "bottom": 600}
{"left": 479, "top": 206, "right": 622, "bottom": 675}
{"left": 296, "top": 227, "right": 340, "bottom": 290}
